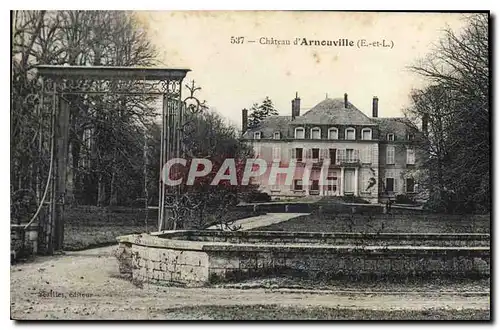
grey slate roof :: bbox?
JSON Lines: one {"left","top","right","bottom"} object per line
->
{"left": 241, "top": 97, "right": 420, "bottom": 139}
{"left": 374, "top": 117, "right": 419, "bottom": 140}
{"left": 297, "top": 98, "right": 375, "bottom": 125}
{"left": 242, "top": 115, "right": 293, "bottom": 139}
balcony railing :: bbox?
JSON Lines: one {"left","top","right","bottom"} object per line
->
{"left": 287, "top": 149, "right": 362, "bottom": 166}
{"left": 336, "top": 149, "right": 360, "bottom": 165}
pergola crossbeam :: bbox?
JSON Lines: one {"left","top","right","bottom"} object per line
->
{"left": 37, "top": 65, "right": 190, "bottom": 81}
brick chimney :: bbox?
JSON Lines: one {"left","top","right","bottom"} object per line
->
{"left": 422, "top": 113, "right": 429, "bottom": 134}
{"left": 372, "top": 96, "right": 379, "bottom": 117}
{"left": 344, "top": 93, "right": 348, "bottom": 108}
{"left": 241, "top": 108, "right": 248, "bottom": 134}
{"left": 291, "top": 92, "right": 300, "bottom": 119}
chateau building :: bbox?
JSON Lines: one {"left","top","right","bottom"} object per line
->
{"left": 240, "top": 93, "right": 425, "bottom": 204}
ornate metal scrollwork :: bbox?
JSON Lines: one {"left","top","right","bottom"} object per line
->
{"left": 41, "top": 76, "right": 185, "bottom": 96}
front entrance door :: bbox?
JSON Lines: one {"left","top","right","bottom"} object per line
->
{"left": 344, "top": 169, "right": 355, "bottom": 194}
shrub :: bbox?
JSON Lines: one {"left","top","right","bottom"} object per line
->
{"left": 395, "top": 194, "right": 417, "bottom": 205}
{"left": 243, "top": 192, "right": 271, "bottom": 203}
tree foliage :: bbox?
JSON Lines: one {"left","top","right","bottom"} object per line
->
{"left": 406, "top": 14, "right": 489, "bottom": 213}
{"left": 247, "top": 96, "right": 278, "bottom": 129}
{"left": 160, "top": 108, "right": 257, "bottom": 230}
{"left": 11, "top": 10, "right": 158, "bottom": 219}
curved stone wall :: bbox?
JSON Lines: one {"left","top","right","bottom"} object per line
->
{"left": 116, "top": 230, "right": 490, "bottom": 287}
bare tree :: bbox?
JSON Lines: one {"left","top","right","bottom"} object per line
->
{"left": 406, "top": 14, "right": 489, "bottom": 213}
{"left": 11, "top": 10, "right": 159, "bottom": 220}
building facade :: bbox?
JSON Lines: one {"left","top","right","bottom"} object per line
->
{"left": 241, "top": 93, "right": 425, "bottom": 204}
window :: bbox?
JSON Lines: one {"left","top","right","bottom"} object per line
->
{"left": 386, "top": 178, "right": 394, "bottom": 192}
{"left": 407, "top": 133, "right": 415, "bottom": 141}
{"left": 311, "top": 148, "right": 320, "bottom": 162}
{"left": 329, "top": 149, "right": 337, "bottom": 164}
{"left": 406, "top": 148, "right": 415, "bottom": 165}
{"left": 254, "top": 132, "right": 261, "bottom": 139}
{"left": 254, "top": 145, "right": 261, "bottom": 158}
{"left": 311, "top": 180, "right": 319, "bottom": 191}
{"left": 294, "top": 148, "right": 303, "bottom": 162}
{"left": 386, "top": 146, "right": 395, "bottom": 164}
{"left": 294, "top": 179, "right": 303, "bottom": 190}
{"left": 345, "top": 128, "right": 356, "bottom": 140}
{"left": 346, "top": 149, "right": 354, "bottom": 162}
{"left": 387, "top": 133, "right": 395, "bottom": 141}
{"left": 406, "top": 178, "right": 415, "bottom": 193}
{"left": 272, "top": 146, "right": 281, "bottom": 161}
{"left": 361, "top": 128, "right": 372, "bottom": 140}
{"left": 326, "top": 176, "right": 337, "bottom": 191}
{"left": 311, "top": 127, "right": 321, "bottom": 139}
{"left": 328, "top": 128, "right": 338, "bottom": 139}
{"left": 295, "top": 127, "right": 305, "bottom": 139}
{"left": 361, "top": 148, "right": 371, "bottom": 164}
{"left": 273, "top": 132, "right": 280, "bottom": 140}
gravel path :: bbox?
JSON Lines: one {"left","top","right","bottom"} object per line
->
{"left": 11, "top": 245, "right": 490, "bottom": 320}
{"left": 207, "top": 213, "right": 309, "bottom": 230}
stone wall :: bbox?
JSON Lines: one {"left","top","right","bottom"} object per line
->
{"left": 11, "top": 223, "right": 38, "bottom": 261}
{"left": 170, "top": 231, "right": 490, "bottom": 247}
{"left": 116, "top": 230, "right": 490, "bottom": 287}
{"left": 205, "top": 245, "right": 490, "bottom": 283}
{"left": 116, "top": 234, "right": 210, "bottom": 287}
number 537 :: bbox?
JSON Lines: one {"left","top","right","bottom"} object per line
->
{"left": 231, "top": 36, "right": 244, "bottom": 44}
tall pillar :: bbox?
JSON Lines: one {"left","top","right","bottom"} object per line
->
{"left": 340, "top": 167, "right": 344, "bottom": 196}
{"left": 303, "top": 162, "right": 311, "bottom": 196}
{"left": 354, "top": 167, "right": 359, "bottom": 197}
{"left": 55, "top": 96, "right": 70, "bottom": 251}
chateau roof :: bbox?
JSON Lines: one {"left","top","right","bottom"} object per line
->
{"left": 295, "top": 98, "right": 375, "bottom": 126}
{"left": 374, "top": 117, "right": 419, "bottom": 140}
{"left": 242, "top": 115, "right": 293, "bottom": 139}
{"left": 241, "top": 97, "right": 420, "bottom": 140}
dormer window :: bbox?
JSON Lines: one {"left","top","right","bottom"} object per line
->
{"left": 273, "top": 132, "right": 281, "bottom": 140}
{"left": 361, "top": 128, "right": 372, "bottom": 140}
{"left": 407, "top": 133, "right": 415, "bottom": 141}
{"left": 254, "top": 132, "right": 261, "bottom": 140}
{"left": 387, "top": 133, "right": 395, "bottom": 141}
{"left": 328, "top": 128, "right": 338, "bottom": 140}
{"left": 311, "top": 127, "right": 321, "bottom": 139}
{"left": 345, "top": 127, "right": 356, "bottom": 140}
{"left": 294, "top": 127, "right": 305, "bottom": 139}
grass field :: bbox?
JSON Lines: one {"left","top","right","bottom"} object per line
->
{"left": 151, "top": 305, "right": 490, "bottom": 320}
{"left": 63, "top": 206, "right": 262, "bottom": 251}
{"left": 259, "top": 212, "right": 490, "bottom": 233}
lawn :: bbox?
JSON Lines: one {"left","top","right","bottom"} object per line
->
{"left": 63, "top": 207, "right": 154, "bottom": 251}
{"left": 63, "top": 206, "right": 263, "bottom": 251}
{"left": 259, "top": 212, "right": 490, "bottom": 233}
{"left": 151, "top": 305, "right": 490, "bottom": 320}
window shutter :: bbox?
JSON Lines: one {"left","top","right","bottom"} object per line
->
{"left": 306, "top": 148, "right": 312, "bottom": 160}
{"left": 394, "top": 178, "right": 398, "bottom": 193}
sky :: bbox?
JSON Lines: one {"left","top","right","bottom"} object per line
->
{"left": 135, "top": 11, "right": 468, "bottom": 128}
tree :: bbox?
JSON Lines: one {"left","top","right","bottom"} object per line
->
{"left": 11, "top": 10, "right": 158, "bottom": 217}
{"left": 157, "top": 102, "right": 256, "bottom": 230}
{"left": 247, "top": 96, "right": 278, "bottom": 129}
{"left": 406, "top": 14, "right": 489, "bottom": 213}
